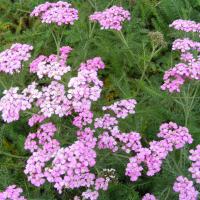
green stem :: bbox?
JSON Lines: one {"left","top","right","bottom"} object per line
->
{"left": 164, "top": 187, "right": 171, "bottom": 200}
{"left": 106, "top": 0, "right": 114, "bottom": 8}
{"left": 0, "top": 79, "right": 7, "bottom": 89}
{"left": 89, "top": 22, "right": 96, "bottom": 39}
{"left": 88, "top": 0, "right": 97, "bottom": 10}
{"left": 135, "top": 44, "right": 160, "bottom": 95}
{"left": 114, "top": 153, "right": 130, "bottom": 159}
{"left": 0, "top": 151, "right": 27, "bottom": 159}
{"left": 117, "top": 30, "right": 136, "bottom": 59}
{"left": 171, "top": 156, "right": 182, "bottom": 175}
{"left": 51, "top": 29, "right": 63, "bottom": 57}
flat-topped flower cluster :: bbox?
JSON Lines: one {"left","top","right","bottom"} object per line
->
{"left": 173, "top": 176, "right": 198, "bottom": 200}
{"left": 0, "top": 43, "right": 33, "bottom": 74}
{"left": 0, "top": 185, "right": 27, "bottom": 200}
{"left": 30, "top": 46, "right": 72, "bottom": 80}
{"left": 89, "top": 5, "right": 131, "bottom": 31}
{"left": 30, "top": 1, "right": 79, "bottom": 26}
{"left": 125, "top": 122, "right": 193, "bottom": 181}
{"left": 161, "top": 19, "right": 200, "bottom": 92}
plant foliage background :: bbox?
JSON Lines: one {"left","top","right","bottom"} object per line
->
{"left": 1, "top": 0, "right": 200, "bottom": 199}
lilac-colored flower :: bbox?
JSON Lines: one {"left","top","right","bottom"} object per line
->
{"left": 0, "top": 185, "right": 27, "bottom": 200}
{"left": 0, "top": 87, "right": 31, "bottom": 123}
{"left": 94, "top": 114, "right": 118, "bottom": 130}
{"left": 28, "top": 114, "right": 46, "bottom": 127}
{"left": 90, "top": 6, "right": 131, "bottom": 31}
{"left": 98, "top": 131, "right": 118, "bottom": 152}
{"left": 142, "top": 193, "right": 157, "bottom": 200}
{"left": 125, "top": 122, "right": 193, "bottom": 181}
{"left": 68, "top": 57, "right": 105, "bottom": 113}
{"left": 31, "top": 1, "right": 79, "bottom": 26}
{"left": 73, "top": 110, "right": 93, "bottom": 129}
{"left": 173, "top": 176, "right": 198, "bottom": 200}
{"left": 189, "top": 145, "right": 200, "bottom": 184}
{"left": 82, "top": 190, "right": 99, "bottom": 200}
{"left": 30, "top": 46, "right": 72, "bottom": 80}
{"left": 0, "top": 43, "right": 33, "bottom": 74}
{"left": 161, "top": 19, "right": 200, "bottom": 92}
{"left": 36, "top": 81, "right": 71, "bottom": 117}
{"left": 44, "top": 141, "right": 96, "bottom": 193}
{"left": 170, "top": 19, "right": 200, "bottom": 33}
{"left": 102, "top": 99, "right": 137, "bottom": 119}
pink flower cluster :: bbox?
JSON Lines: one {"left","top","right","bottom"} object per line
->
{"left": 173, "top": 176, "right": 198, "bottom": 200}
{"left": 98, "top": 131, "right": 118, "bottom": 152}
{"left": 28, "top": 114, "right": 46, "bottom": 127}
{"left": 117, "top": 131, "right": 142, "bottom": 153}
{"left": 68, "top": 57, "right": 105, "bottom": 113}
{"left": 44, "top": 140, "right": 97, "bottom": 193}
{"left": 189, "top": 145, "right": 200, "bottom": 184}
{"left": 94, "top": 101, "right": 142, "bottom": 154}
{"left": 24, "top": 123, "right": 60, "bottom": 187}
{"left": 82, "top": 190, "right": 99, "bottom": 200}
{"left": 73, "top": 110, "right": 93, "bottom": 129}
{"left": 170, "top": 19, "right": 200, "bottom": 33}
{"left": 157, "top": 122, "right": 193, "bottom": 149}
{"left": 161, "top": 19, "right": 200, "bottom": 92}
{"left": 102, "top": 99, "right": 137, "bottom": 119}
{"left": 30, "top": 1, "right": 79, "bottom": 26}
{"left": 24, "top": 122, "right": 112, "bottom": 198}
{"left": 0, "top": 87, "right": 31, "bottom": 123}
{"left": 0, "top": 185, "right": 27, "bottom": 200}
{"left": 89, "top": 6, "right": 131, "bottom": 31}
{"left": 95, "top": 114, "right": 118, "bottom": 130}
{"left": 0, "top": 82, "right": 41, "bottom": 123}
{"left": 24, "top": 122, "right": 58, "bottom": 153}
{"left": 142, "top": 193, "right": 157, "bottom": 200}
{"left": 0, "top": 57, "right": 105, "bottom": 123}
{"left": 0, "top": 43, "right": 33, "bottom": 74}
{"left": 36, "top": 81, "right": 71, "bottom": 117}
{"left": 74, "top": 176, "right": 111, "bottom": 200}
{"left": 76, "top": 128, "right": 97, "bottom": 149}
{"left": 125, "top": 122, "right": 193, "bottom": 181}
{"left": 172, "top": 38, "right": 200, "bottom": 53}
{"left": 30, "top": 46, "right": 72, "bottom": 80}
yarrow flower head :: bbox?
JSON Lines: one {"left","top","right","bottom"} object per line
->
{"left": 68, "top": 57, "right": 105, "bottom": 113}
{"left": 0, "top": 43, "right": 33, "bottom": 74}
{"left": 170, "top": 19, "right": 200, "bottom": 33}
{"left": 142, "top": 193, "right": 157, "bottom": 200}
{"left": 157, "top": 122, "right": 193, "bottom": 149}
{"left": 28, "top": 114, "right": 46, "bottom": 127}
{"left": 0, "top": 185, "right": 27, "bottom": 200}
{"left": 89, "top": 5, "right": 131, "bottom": 31}
{"left": 30, "top": 1, "right": 79, "bottom": 26}
{"left": 0, "top": 82, "right": 42, "bottom": 123}
{"left": 24, "top": 122, "right": 58, "bottom": 153}
{"left": 125, "top": 122, "right": 193, "bottom": 181}
{"left": 189, "top": 145, "right": 200, "bottom": 184}
{"left": 30, "top": 46, "right": 72, "bottom": 80}
{"left": 102, "top": 99, "right": 137, "bottom": 119}
{"left": 36, "top": 81, "right": 71, "bottom": 117}
{"left": 92, "top": 98, "right": 141, "bottom": 154}
{"left": 173, "top": 176, "right": 198, "bottom": 200}
{"left": 44, "top": 140, "right": 97, "bottom": 193}
{"left": 24, "top": 123, "right": 60, "bottom": 187}
{"left": 94, "top": 114, "right": 118, "bottom": 130}
{"left": 161, "top": 19, "right": 200, "bottom": 92}
{"left": 82, "top": 190, "right": 99, "bottom": 200}
{"left": 0, "top": 87, "right": 31, "bottom": 123}
{"left": 97, "top": 131, "right": 118, "bottom": 152}
{"left": 0, "top": 57, "right": 105, "bottom": 123}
